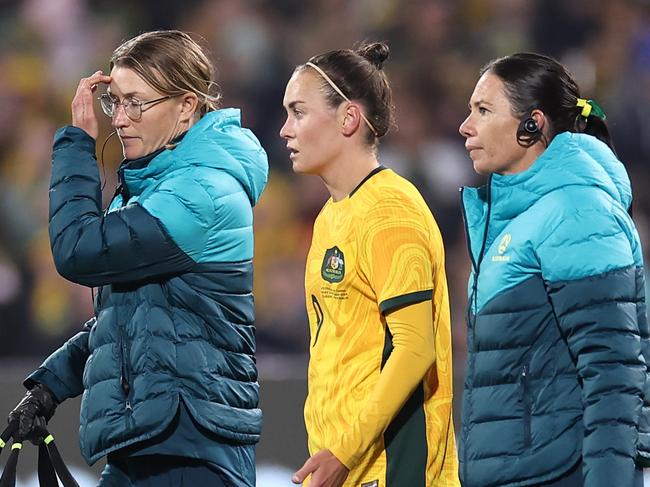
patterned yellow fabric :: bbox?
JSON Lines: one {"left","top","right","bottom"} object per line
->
{"left": 303, "top": 168, "right": 458, "bottom": 486}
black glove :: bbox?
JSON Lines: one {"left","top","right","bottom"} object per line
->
{"left": 8, "top": 383, "right": 58, "bottom": 443}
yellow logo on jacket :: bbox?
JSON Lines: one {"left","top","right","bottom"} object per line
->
{"left": 492, "top": 233, "right": 512, "bottom": 262}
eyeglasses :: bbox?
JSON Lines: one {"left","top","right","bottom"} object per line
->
{"left": 98, "top": 93, "right": 171, "bottom": 121}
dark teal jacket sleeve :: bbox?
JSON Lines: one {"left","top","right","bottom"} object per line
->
{"left": 25, "top": 318, "right": 95, "bottom": 402}
{"left": 636, "top": 268, "right": 650, "bottom": 466}
{"left": 538, "top": 210, "right": 645, "bottom": 487}
{"left": 49, "top": 126, "right": 195, "bottom": 287}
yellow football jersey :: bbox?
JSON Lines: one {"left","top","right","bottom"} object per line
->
{"left": 303, "top": 167, "right": 458, "bottom": 486}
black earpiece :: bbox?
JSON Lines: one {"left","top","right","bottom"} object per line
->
{"left": 516, "top": 114, "right": 545, "bottom": 148}
{"left": 522, "top": 117, "right": 538, "bottom": 134}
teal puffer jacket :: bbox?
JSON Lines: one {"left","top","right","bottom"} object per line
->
{"left": 459, "top": 132, "right": 649, "bottom": 487}
{"left": 27, "top": 109, "right": 268, "bottom": 465}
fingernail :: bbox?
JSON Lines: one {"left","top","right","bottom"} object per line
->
{"left": 292, "top": 474, "right": 299, "bottom": 483}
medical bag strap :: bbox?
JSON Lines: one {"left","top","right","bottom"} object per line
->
{"left": 0, "top": 422, "right": 21, "bottom": 487}
{"left": 38, "top": 441, "right": 58, "bottom": 487}
{"left": 0, "top": 423, "right": 79, "bottom": 487}
{"left": 0, "top": 422, "right": 16, "bottom": 455}
{"left": 39, "top": 430, "right": 79, "bottom": 487}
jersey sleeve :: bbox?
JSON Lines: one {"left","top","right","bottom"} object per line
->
{"left": 25, "top": 318, "right": 96, "bottom": 402}
{"left": 49, "top": 126, "right": 199, "bottom": 287}
{"left": 329, "top": 299, "right": 436, "bottom": 468}
{"left": 359, "top": 197, "right": 437, "bottom": 314}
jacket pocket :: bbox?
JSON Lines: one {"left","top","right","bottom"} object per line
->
{"left": 521, "top": 365, "right": 532, "bottom": 448}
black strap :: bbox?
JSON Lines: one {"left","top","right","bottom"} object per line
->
{"left": 0, "top": 423, "right": 16, "bottom": 450}
{"left": 0, "top": 447, "right": 20, "bottom": 487}
{"left": 38, "top": 443, "right": 58, "bottom": 487}
{"left": 44, "top": 439, "right": 80, "bottom": 487}
{"left": 0, "top": 424, "right": 79, "bottom": 487}
{"left": 0, "top": 423, "right": 18, "bottom": 487}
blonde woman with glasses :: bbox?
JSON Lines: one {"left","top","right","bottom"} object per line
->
{"left": 7, "top": 30, "right": 268, "bottom": 486}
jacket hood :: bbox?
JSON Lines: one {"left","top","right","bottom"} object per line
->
{"left": 493, "top": 132, "right": 630, "bottom": 216}
{"left": 123, "top": 108, "right": 268, "bottom": 206}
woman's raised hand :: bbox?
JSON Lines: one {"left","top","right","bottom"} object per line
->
{"left": 71, "top": 70, "right": 112, "bottom": 140}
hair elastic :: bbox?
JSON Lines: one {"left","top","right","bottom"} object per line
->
{"left": 576, "top": 98, "right": 606, "bottom": 120}
{"left": 305, "top": 61, "right": 378, "bottom": 136}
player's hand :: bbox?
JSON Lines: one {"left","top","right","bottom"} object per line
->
{"left": 292, "top": 449, "right": 349, "bottom": 487}
{"left": 71, "top": 70, "right": 112, "bottom": 140}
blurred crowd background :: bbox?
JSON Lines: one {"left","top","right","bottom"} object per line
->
{"left": 0, "top": 0, "right": 649, "bottom": 428}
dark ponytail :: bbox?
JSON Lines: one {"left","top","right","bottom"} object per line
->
{"left": 574, "top": 112, "right": 614, "bottom": 153}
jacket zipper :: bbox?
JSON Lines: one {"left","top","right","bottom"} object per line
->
{"left": 521, "top": 365, "right": 531, "bottom": 447}
{"left": 475, "top": 176, "right": 493, "bottom": 278}
{"left": 459, "top": 178, "right": 493, "bottom": 482}
{"left": 118, "top": 317, "right": 133, "bottom": 413}
{"left": 117, "top": 167, "right": 131, "bottom": 205}
{"left": 121, "top": 351, "right": 132, "bottom": 412}
{"left": 460, "top": 178, "right": 493, "bottom": 317}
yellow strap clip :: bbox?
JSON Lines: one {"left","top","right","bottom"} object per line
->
{"left": 11, "top": 442, "right": 22, "bottom": 450}
{"left": 44, "top": 434, "right": 55, "bottom": 445}
{"left": 0, "top": 438, "right": 5, "bottom": 449}
{"left": 576, "top": 98, "right": 592, "bottom": 118}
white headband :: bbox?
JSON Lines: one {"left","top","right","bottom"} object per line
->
{"left": 305, "top": 61, "right": 378, "bottom": 136}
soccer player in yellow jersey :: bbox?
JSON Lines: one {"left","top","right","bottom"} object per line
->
{"left": 280, "top": 41, "right": 459, "bottom": 487}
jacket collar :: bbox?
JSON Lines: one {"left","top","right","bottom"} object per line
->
{"left": 119, "top": 109, "right": 268, "bottom": 205}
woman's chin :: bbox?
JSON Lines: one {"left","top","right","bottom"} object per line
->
{"left": 122, "top": 147, "right": 145, "bottom": 160}
{"left": 120, "top": 138, "right": 146, "bottom": 160}
{"left": 472, "top": 159, "right": 492, "bottom": 176}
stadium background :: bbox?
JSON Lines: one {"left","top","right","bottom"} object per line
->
{"left": 0, "top": 0, "right": 648, "bottom": 484}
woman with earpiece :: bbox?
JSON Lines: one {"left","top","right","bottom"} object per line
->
{"left": 458, "top": 52, "right": 649, "bottom": 487}
{"left": 6, "top": 30, "right": 268, "bottom": 486}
